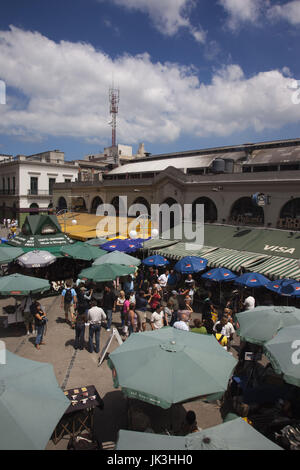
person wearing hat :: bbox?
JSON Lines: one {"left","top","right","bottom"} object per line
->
{"left": 168, "top": 290, "right": 179, "bottom": 326}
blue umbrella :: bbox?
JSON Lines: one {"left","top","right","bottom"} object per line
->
{"left": 234, "top": 272, "right": 269, "bottom": 288}
{"left": 202, "top": 268, "right": 237, "bottom": 282}
{"left": 174, "top": 256, "right": 207, "bottom": 274}
{"left": 101, "top": 239, "right": 139, "bottom": 253}
{"left": 281, "top": 282, "right": 300, "bottom": 297}
{"left": 142, "top": 255, "right": 170, "bottom": 267}
{"left": 266, "top": 279, "right": 298, "bottom": 296}
{"left": 202, "top": 268, "right": 237, "bottom": 304}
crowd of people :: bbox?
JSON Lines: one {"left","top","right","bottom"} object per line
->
{"left": 17, "top": 263, "right": 266, "bottom": 355}
{"left": 7, "top": 255, "right": 300, "bottom": 447}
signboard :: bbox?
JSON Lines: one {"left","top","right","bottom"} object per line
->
{"left": 252, "top": 193, "right": 267, "bottom": 207}
{"left": 98, "top": 327, "right": 123, "bottom": 366}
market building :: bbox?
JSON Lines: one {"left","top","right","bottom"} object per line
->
{"left": 52, "top": 138, "right": 300, "bottom": 230}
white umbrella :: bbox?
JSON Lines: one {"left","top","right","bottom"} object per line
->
{"left": 17, "top": 250, "right": 56, "bottom": 268}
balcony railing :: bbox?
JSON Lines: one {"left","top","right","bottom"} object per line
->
{"left": 0, "top": 189, "right": 16, "bottom": 195}
{"left": 27, "top": 189, "right": 50, "bottom": 196}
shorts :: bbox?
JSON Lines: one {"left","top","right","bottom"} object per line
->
{"left": 64, "top": 303, "right": 75, "bottom": 316}
{"left": 23, "top": 311, "right": 34, "bottom": 324}
{"left": 136, "top": 310, "right": 147, "bottom": 324}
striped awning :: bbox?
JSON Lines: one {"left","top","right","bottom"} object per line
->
{"left": 151, "top": 243, "right": 219, "bottom": 260}
{"left": 204, "top": 249, "right": 270, "bottom": 272}
{"left": 247, "top": 256, "right": 300, "bottom": 281}
{"left": 152, "top": 244, "right": 270, "bottom": 273}
{"left": 142, "top": 239, "right": 181, "bottom": 250}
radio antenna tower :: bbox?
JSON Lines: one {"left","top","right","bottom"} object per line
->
{"left": 109, "top": 85, "right": 120, "bottom": 149}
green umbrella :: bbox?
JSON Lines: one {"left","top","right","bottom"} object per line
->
{"left": 236, "top": 306, "right": 300, "bottom": 345}
{"left": 79, "top": 263, "right": 136, "bottom": 283}
{"left": 108, "top": 327, "right": 237, "bottom": 409}
{"left": 116, "top": 418, "right": 282, "bottom": 450}
{"left": 0, "top": 246, "right": 24, "bottom": 264}
{"left": 264, "top": 325, "right": 300, "bottom": 387}
{"left": 0, "top": 351, "right": 70, "bottom": 450}
{"left": 92, "top": 250, "right": 141, "bottom": 267}
{"left": 84, "top": 237, "right": 107, "bottom": 246}
{"left": 0, "top": 273, "right": 50, "bottom": 296}
{"left": 60, "top": 242, "right": 107, "bottom": 261}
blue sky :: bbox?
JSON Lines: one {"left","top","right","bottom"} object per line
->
{"left": 1, "top": 0, "right": 300, "bottom": 159}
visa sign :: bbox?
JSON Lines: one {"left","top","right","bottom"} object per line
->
{"left": 264, "top": 245, "right": 295, "bottom": 255}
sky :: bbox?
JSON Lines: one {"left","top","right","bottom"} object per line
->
{"left": 1, "top": 0, "right": 300, "bottom": 160}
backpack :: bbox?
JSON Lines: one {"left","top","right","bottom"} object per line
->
{"left": 64, "top": 288, "right": 73, "bottom": 304}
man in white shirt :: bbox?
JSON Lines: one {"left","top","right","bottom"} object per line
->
{"left": 87, "top": 300, "right": 106, "bottom": 353}
{"left": 173, "top": 313, "right": 190, "bottom": 331}
{"left": 244, "top": 295, "right": 256, "bottom": 310}
{"left": 150, "top": 305, "right": 165, "bottom": 330}
{"left": 158, "top": 270, "right": 169, "bottom": 288}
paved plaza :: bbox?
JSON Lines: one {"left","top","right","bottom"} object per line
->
{"left": 0, "top": 291, "right": 231, "bottom": 450}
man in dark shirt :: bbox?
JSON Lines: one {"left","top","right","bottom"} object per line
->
{"left": 102, "top": 285, "right": 116, "bottom": 332}
{"left": 135, "top": 290, "right": 148, "bottom": 332}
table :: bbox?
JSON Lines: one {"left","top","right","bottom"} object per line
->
{"left": 52, "top": 385, "right": 104, "bottom": 445}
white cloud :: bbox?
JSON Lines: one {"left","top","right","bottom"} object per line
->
{"left": 219, "top": 0, "right": 265, "bottom": 30}
{"left": 0, "top": 26, "right": 300, "bottom": 147}
{"left": 267, "top": 0, "right": 300, "bottom": 25}
{"left": 105, "top": 0, "right": 206, "bottom": 43}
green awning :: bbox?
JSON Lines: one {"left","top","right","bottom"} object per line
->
{"left": 159, "top": 224, "right": 300, "bottom": 260}
{"left": 204, "top": 249, "right": 270, "bottom": 271}
{"left": 247, "top": 256, "right": 300, "bottom": 281}
{"left": 151, "top": 243, "right": 218, "bottom": 260}
{"left": 142, "top": 239, "right": 181, "bottom": 250}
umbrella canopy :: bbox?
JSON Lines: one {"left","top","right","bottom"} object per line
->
{"left": 0, "top": 351, "right": 70, "bottom": 450}
{"left": 264, "top": 325, "right": 300, "bottom": 387}
{"left": 234, "top": 272, "right": 269, "bottom": 288}
{"left": 202, "top": 267, "right": 237, "bottom": 282}
{"left": 174, "top": 256, "right": 207, "bottom": 274}
{"left": 78, "top": 263, "right": 136, "bottom": 283}
{"left": 0, "top": 246, "right": 24, "bottom": 264}
{"left": 281, "top": 282, "right": 300, "bottom": 297}
{"left": 116, "top": 418, "right": 282, "bottom": 450}
{"left": 265, "top": 279, "right": 298, "bottom": 296}
{"left": 0, "top": 273, "right": 50, "bottom": 296}
{"left": 142, "top": 255, "right": 170, "bottom": 267}
{"left": 101, "top": 238, "right": 143, "bottom": 253}
{"left": 92, "top": 250, "right": 141, "bottom": 267}
{"left": 108, "top": 327, "right": 237, "bottom": 409}
{"left": 236, "top": 306, "right": 300, "bottom": 345}
{"left": 60, "top": 242, "right": 107, "bottom": 261}
{"left": 17, "top": 250, "right": 56, "bottom": 268}
{"left": 83, "top": 237, "right": 108, "bottom": 246}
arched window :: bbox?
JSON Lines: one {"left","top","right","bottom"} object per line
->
{"left": 230, "top": 197, "right": 264, "bottom": 226}
{"left": 29, "top": 202, "right": 39, "bottom": 216}
{"left": 91, "top": 196, "right": 103, "bottom": 214}
{"left": 73, "top": 197, "right": 86, "bottom": 212}
{"left": 278, "top": 198, "right": 300, "bottom": 230}
{"left": 130, "top": 197, "right": 151, "bottom": 217}
{"left": 192, "top": 197, "right": 217, "bottom": 223}
{"left": 58, "top": 197, "right": 67, "bottom": 211}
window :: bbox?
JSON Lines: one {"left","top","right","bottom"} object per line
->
{"left": 49, "top": 178, "right": 56, "bottom": 195}
{"left": 12, "top": 176, "right": 15, "bottom": 194}
{"left": 30, "top": 177, "right": 38, "bottom": 195}
{"left": 64, "top": 178, "right": 71, "bottom": 183}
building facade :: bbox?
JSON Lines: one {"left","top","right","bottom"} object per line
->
{"left": 0, "top": 150, "right": 78, "bottom": 223}
{"left": 52, "top": 138, "right": 300, "bottom": 231}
